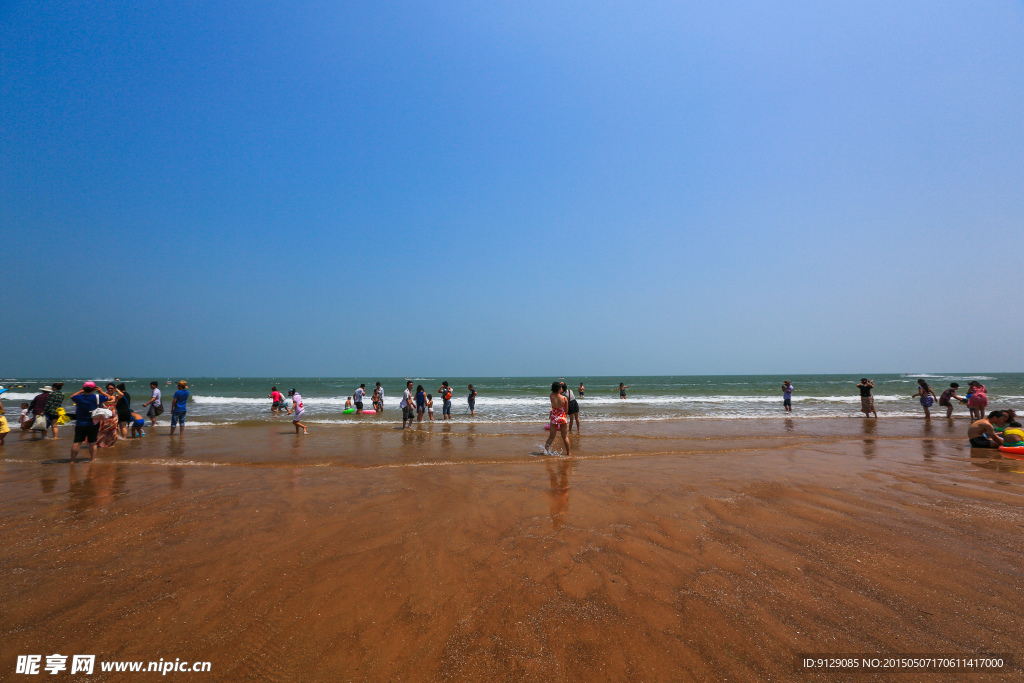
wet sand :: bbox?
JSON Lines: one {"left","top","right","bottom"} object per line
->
{"left": 1, "top": 418, "right": 1022, "bottom": 680}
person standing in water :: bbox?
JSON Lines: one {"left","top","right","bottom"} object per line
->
{"left": 578, "top": 382, "right": 585, "bottom": 399}
{"left": 437, "top": 381, "right": 453, "bottom": 421}
{"left": 354, "top": 383, "right": 366, "bottom": 414}
{"left": 467, "top": 384, "right": 477, "bottom": 416}
{"left": 564, "top": 382, "right": 580, "bottom": 432}
{"left": 911, "top": 379, "right": 937, "bottom": 419}
{"left": 287, "top": 388, "right": 308, "bottom": 434}
{"left": 142, "top": 382, "right": 162, "bottom": 427}
{"left": 169, "top": 381, "right": 189, "bottom": 435}
{"left": 401, "top": 381, "right": 415, "bottom": 428}
{"left": 375, "top": 382, "right": 384, "bottom": 412}
{"left": 269, "top": 386, "right": 284, "bottom": 412}
{"left": 415, "top": 385, "right": 427, "bottom": 423}
{"left": 618, "top": 382, "right": 631, "bottom": 399}
{"left": 966, "top": 381, "right": 988, "bottom": 421}
{"left": 857, "top": 378, "right": 877, "bottom": 418}
{"left": 782, "top": 381, "right": 794, "bottom": 412}
{"left": 544, "top": 381, "right": 571, "bottom": 456}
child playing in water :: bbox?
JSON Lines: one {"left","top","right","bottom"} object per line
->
{"left": 344, "top": 396, "right": 353, "bottom": 410}
{"left": 130, "top": 411, "right": 146, "bottom": 438}
{"left": 19, "top": 402, "right": 30, "bottom": 426}
{"left": 427, "top": 394, "right": 434, "bottom": 421}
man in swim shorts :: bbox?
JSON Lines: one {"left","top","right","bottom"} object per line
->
{"left": 967, "top": 411, "right": 1007, "bottom": 448}
{"left": 782, "top": 381, "right": 794, "bottom": 412}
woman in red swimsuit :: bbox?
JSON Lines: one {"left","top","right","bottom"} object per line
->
{"left": 544, "top": 381, "right": 571, "bottom": 456}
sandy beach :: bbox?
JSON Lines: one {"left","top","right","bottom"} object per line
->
{"left": 1, "top": 418, "right": 1021, "bottom": 680}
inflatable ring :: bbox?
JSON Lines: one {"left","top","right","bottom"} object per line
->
{"left": 998, "top": 445, "right": 1024, "bottom": 459}
{"left": 343, "top": 408, "right": 354, "bottom": 414}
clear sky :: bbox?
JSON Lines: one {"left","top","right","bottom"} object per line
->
{"left": 2, "top": 0, "right": 1021, "bottom": 377}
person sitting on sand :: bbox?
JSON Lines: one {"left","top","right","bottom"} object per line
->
{"left": 967, "top": 410, "right": 1008, "bottom": 449}
{"left": 938, "top": 383, "right": 965, "bottom": 419}
{"left": 1002, "top": 421, "right": 1024, "bottom": 446}
{"left": 911, "top": 379, "right": 937, "bottom": 419}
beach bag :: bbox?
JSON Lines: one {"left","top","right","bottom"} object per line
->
{"left": 91, "top": 401, "right": 113, "bottom": 424}
{"left": 31, "top": 414, "right": 48, "bottom": 431}
{"left": 155, "top": 404, "right": 165, "bottom": 416}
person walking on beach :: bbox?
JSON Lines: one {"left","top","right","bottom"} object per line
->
{"left": 857, "top": 378, "right": 877, "bottom": 418}
{"left": 142, "top": 382, "right": 163, "bottom": 426}
{"left": 269, "top": 386, "right": 284, "bottom": 413}
{"left": 967, "top": 410, "right": 1008, "bottom": 448}
{"left": 375, "top": 382, "right": 384, "bottom": 412}
{"left": 544, "top": 381, "right": 571, "bottom": 456}
{"left": 618, "top": 383, "right": 631, "bottom": 399}
{"left": 782, "top": 381, "right": 794, "bottom": 412}
{"left": 169, "top": 381, "right": 189, "bottom": 435}
{"left": 437, "top": 382, "right": 453, "bottom": 420}
{"left": 401, "top": 381, "right": 415, "bottom": 428}
{"left": 468, "top": 385, "right": 477, "bottom": 416}
{"left": 564, "top": 382, "right": 581, "bottom": 432}
{"left": 415, "top": 385, "right": 427, "bottom": 423}
{"left": 354, "top": 383, "right": 367, "bottom": 414}
{"left": 287, "top": 388, "right": 308, "bottom": 434}
{"left": 938, "top": 383, "right": 965, "bottom": 419}
{"left": 69, "top": 382, "right": 110, "bottom": 463}
{"left": 966, "top": 381, "right": 988, "bottom": 421}
{"left": 911, "top": 379, "right": 937, "bottom": 419}
{"left": 43, "top": 382, "right": 65, "bottom": 439}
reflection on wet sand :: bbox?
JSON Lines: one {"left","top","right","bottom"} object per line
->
{"left": 2, "top": 418, "right": 1024, "bottom": 680}
{"left": 545, "top": 458, "right": 572, "bottom": 528}
{"left": 67, "top": 463, "right": 128, "bottom": 518}
{"left": 861, "top": 419, "right": 877, "bottom": 458}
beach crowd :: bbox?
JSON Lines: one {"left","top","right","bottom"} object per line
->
{"left": 0, "top": 377, "right": 1020, "bottom": 462}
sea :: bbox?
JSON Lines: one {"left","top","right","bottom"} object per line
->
{"left": 2, "top": 374, "right": 1021, "bottom": 427}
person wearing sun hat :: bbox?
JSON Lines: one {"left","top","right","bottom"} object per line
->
{"left": 170, "top": 381, "right": 190, "bottom": 435}
{"left": 69, "top": 381, "right": 111, "bottom": 462}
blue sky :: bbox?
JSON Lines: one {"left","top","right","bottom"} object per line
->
{"left": 2, "top": 0, "right": 1021, "bottom": 377}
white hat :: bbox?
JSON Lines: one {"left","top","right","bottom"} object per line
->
{"left": 39, "top": 386, "right": 53, "bottom": 392}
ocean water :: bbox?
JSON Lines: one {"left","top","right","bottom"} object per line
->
{"left": 1, "top": 374, "right": 1021, "bottom": 426}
